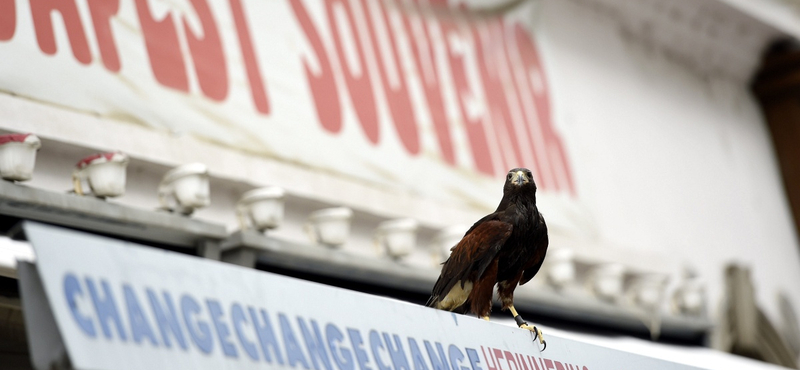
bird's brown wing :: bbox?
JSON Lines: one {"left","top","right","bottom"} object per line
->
{"left": 427, "top": 218, "right": 512, "bottom": 308}
{"left": 520, "top": 215, "right": 549, "bottom": 286}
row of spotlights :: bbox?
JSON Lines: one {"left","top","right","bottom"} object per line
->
{"left": 0, "top": 133, "right": 453, "bottom": 260}
{"left": 0, "top": 133, "right": 212, "bottom": 214}
{"left": 2, "top": 134, "right": 706, "bottom": 314}
{"left": 545, "top": 250, "right": 705, "bottom": 315}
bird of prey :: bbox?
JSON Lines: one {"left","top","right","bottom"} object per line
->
{"left": 427, "top": 168, "right": 548, "bottom": 348}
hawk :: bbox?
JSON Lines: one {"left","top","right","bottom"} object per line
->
{"left": 427, "top": 168, "right": 548, "bottom": 348}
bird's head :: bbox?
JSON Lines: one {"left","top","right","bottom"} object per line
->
{"left": 504, "top": 168, "right": 536, "bottom": 192}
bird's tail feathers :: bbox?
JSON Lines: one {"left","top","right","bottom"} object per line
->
{"left": 425, "top": 295, "right": 440, "bottom": 308}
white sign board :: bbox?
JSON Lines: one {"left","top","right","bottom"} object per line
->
{"left": 0, "top": 0, "right": 575, "bottom": 208}
{"left": 20, "top": 222, "right": 696, "bottom": 370}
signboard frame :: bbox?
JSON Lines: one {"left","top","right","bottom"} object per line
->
{"left": 17, "top": 221, "right": 698, "bottom": 370}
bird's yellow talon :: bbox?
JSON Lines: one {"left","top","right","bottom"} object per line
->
{"left": 520, "top": 324, "right": 547, "bottom": 351}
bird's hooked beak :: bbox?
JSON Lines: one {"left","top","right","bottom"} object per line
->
{"left": 511, "top": 170, "right": 528, "bottom": 186}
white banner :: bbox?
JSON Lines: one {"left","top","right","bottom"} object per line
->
{"left": 0, "top": 0, "right": 576, "bottom": 206}
{"left": 19, "top": 221, "right": 696, "bottom": 370}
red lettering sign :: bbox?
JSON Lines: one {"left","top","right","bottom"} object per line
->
{"left": 441, "top": 16, "right": 496, "bottom": 176}
{"left": 133, "top": 0, "right": 230, "bottom": 100}
{"left": 505, "top": 350, "right": 520, "bottom": 370}
{"left": 480, "top": 346, "right": 590, "bottom": 370}
{"left": 362, "top": 0, "right": 420, "bottom": 154}
{"left": 326, "top": 0, "right": 379, "bottom": 142}
{"left": 483, "top": 346, "right": 500, "bottom": 370}
{"left": 183, "top": 0, "right": 228, "bottom": 101}
{"left": 9, "top": 0, "right": 576, "bottom": 195}
{"left": 473, "top": 22, "right": 526, "bottom": 174}
{"left": 0, "top": 0, "right": 15, "bottom": 40}
{"left": 229, "top": 0, "right": 270, "bottom": 114}
{"left": 403, "top": 0, "right": 455, "bottom": 165}
{"left": 513, "top": 25, "right": 574, "bottom": 194}
{"left": 290, "top": 0, "right": 342, "bottom": 134}
{"left": 30, "top": 0, "right": 92, "bottom": 64}
{"left": 87, "top": 0, "right": 120, "bottom": 72}
{"left": 134, "top": 0, "right": 189, "bottom": 92}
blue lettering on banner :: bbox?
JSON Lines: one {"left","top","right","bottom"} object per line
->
{"left": 449, "top": 344, "right": 468, "bottom": 370}
{"left": 250, "top": 307, "right": 285, "bottom": 364}
{"left": 280, "top": 313, "right": 311, "bottom": 369}
{"left": 348, "top": 328, "right": 372, "bottom": 370}
{"left": 232, "top": 303, "right": 259, "bottom": 361}
{"left": 327, "top": 324, "right": 354, "bottom": 370}
{"left": 122, "top": 284, "right": 159, "bottom": 347}
{"left": 146, "top": 289, "right": 188, "bottom": 350}
{"left": 207, "top": 299, "right": 239, "bottom": 358}
{"left": 465, "top": 348, "right": 482, "bottom": 370}
{"left": 384, "top": 333, "right": 411, "bottom": 370}
{"left": 408, "top": 338, "right": 429, "bottom": 370}
{"left": 370, "top": 330, "right": 391, "bottom": 370}
{"left": 58, "top": 274, "right": 536, "bottom": 370}
{"left": 63, "top": 273, "right": 96, "bottom": 337}
{"left": 181, "top": 294, "right": 213, "bottom": 353}
{"left": 86, "top": 278, "right": 128, "bottom": 341}
{"left": 425, "top": 341, "right": 449, "bottom": 370}
{"left": 299, "top": 318, "right": 333, "bottom": 370}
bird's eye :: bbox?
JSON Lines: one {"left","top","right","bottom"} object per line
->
{"left": 507, "top": 173, "right": 513, "bottom": 180}
{"left": 527, "top": 171, "right": 532, "bottom": 178}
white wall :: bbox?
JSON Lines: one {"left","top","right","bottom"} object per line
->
{"left": 536, "top": 0, "right": 800, "bottom": 323}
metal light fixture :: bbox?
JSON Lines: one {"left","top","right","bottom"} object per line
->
{"left": 546, "top": 248, "right": 576, "bottom": 290}
{"left": 587, "top": 263, "right": 626, "bottom": 303}
{"left": 627, "top": 273, "right": 668, "bottom": 310}
{"left": 157, "top": 163, "right": 210, "bottom": 215}
{"left": 0, "top": 133, "right": 40, "bottom": 182}
{"left": 671, "top": 268, "right": 706, "bottom": 316}
{"left": 304, "top": 207, "right": 353, "bottom": 248}
{"left": 374, "top": 218, "right": 418, "bottom": 260}
{"left": 72, "top": 152, "right": 129, "bottom": 198}
{"left": 236, "top": 186, "right": 285, "bottom": 232}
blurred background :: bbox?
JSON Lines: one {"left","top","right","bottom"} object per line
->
{"left": 2, "top": 0, "right": 800, "bottom": 368}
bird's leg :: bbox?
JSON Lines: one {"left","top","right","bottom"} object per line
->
{"left": 498, "top": 281, "right": 546, "bottom": 350}
{"left": 482, "top": 316, "right": 490, "bottom": 321}
{"left": 509, "top": 305, "right": 546, "bottom": 351}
